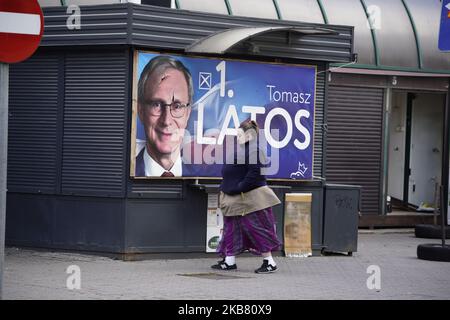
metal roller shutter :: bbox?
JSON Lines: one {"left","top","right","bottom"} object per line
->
{"left": 326, "top": 85, "right": 384, "bottom": 215}
{"left": 61, "top": 51, "right": 128, "bottom": 197}
{"left": 7, "top": 54, "right": 60, "bottom": 194}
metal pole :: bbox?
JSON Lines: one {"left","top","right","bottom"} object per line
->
{"left": 0, "top": 63, "right": 9, "bottom": 299}
{"left": 441, "top": 185, "right": 446, "bottom": 247}
{"left": 445, "top": 80, "right": 450, "bottom": 228}
{"left": 381, "top": 87, "right": 391, "bottom": 215}
{"left": 441, "top": 79, "right": 450, "bottom": 247}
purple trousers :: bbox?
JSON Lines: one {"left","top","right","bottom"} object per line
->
{"left": 217, "top": 207, "right": 282, "bottom": 257}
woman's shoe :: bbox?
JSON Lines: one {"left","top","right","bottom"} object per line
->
{"left": 211, "top": 259, "right": 237, "bottom": 270}
{"left": 254, "top": 260, "right": 277, "bottom": 273}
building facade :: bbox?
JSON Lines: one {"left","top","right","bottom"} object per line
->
{"left": 7, "top": 1, "right": 356, "bottom": 257}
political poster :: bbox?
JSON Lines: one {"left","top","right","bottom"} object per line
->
{"left": 131, "top": 51, "right": 316, "bottom": 180}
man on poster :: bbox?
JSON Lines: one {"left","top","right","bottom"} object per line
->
{"left": 136, "top": 55, "right": 193, "bottom": 177}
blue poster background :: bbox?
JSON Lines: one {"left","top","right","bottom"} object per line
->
{"left": 134, "top": 52, "right": 316, "bottom": 179}
{"left": 439, "top": 0, "right": 450, "bottom": 51}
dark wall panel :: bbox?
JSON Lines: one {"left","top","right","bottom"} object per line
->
{"left": 6, "top": 193, "right": 125, "bottom": 252}
{"left": 52, "top": 197, "right": 125, "bottom": 252}
{"left": 5, "top": 194, "right": 54, "bottom": 246}
{"left": 125, "top": 184, "right": 206, "bottom": 252}
{"left": 8, "top": 54, "right": 60, "bottom": 194}
{"left": 326, "top": 85, "right": 384, "bottom": 215}
{"left": 61, "top": 51, "right": 128, "bottom": 197}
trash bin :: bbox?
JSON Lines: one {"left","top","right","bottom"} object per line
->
{"left": 323, "top": 184, "right": 361, "bottom": 255}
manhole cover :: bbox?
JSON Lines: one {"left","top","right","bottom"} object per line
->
{"left": 177, "top": 272, "right": 251, "bottom": 280}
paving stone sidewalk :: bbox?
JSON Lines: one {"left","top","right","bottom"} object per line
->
{"left": 3, "top": 231, "right": 450, "bottom": 300}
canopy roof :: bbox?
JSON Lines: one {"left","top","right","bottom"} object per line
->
{"left": 177, "top": 0, "right": 450, "bottom": 74}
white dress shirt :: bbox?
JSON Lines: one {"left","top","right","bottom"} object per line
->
{"left": 143, "top": 147, "right": 182, "bottom": 177}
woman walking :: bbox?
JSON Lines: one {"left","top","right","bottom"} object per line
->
{"left": 211, "top": 120, "right": 282, "bottom": 273}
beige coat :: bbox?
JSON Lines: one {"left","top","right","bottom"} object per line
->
{"left": 219, "top": 186, "right": 281, "bottom": 217}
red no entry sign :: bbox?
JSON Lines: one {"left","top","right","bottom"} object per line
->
{"left": 0, "top": 0, "right": 44, "bottom": 64}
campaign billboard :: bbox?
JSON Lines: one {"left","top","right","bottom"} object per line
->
{"left": 130, "top": 51, "right": 316, "bottom": 180}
